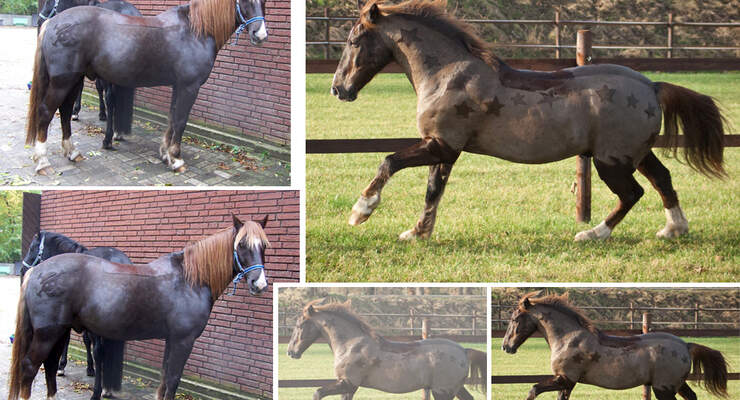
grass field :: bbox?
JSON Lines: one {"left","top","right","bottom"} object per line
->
{"left": 491, "top": 336, "right": 740, "bottom": 399}
{"left": 277, "top": 342, "right": 488, "bottom": 399}
{"left": 306, "top": 71, "right": 740, "bottom": 282}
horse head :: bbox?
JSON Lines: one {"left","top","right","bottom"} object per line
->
{"left": 501, "top": 293, "right": 541, "bottom": 354}
{"left": 286, "top": 303, "right": 323, "bottom": 359}
{"left": 236, "top": 0, "right": 268, "bottom": 45}
{"left": 232, "top": 214, "right": 269, "bottom": 295}
{"left": 21, "top": 231, "right": 47, "bottom": 270}
{"left": 331, "top": 0, "right": 394, "bottom": 101}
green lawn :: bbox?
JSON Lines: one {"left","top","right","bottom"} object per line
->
{"left": 491, "top": 336, "right": 740, "bottom": 399}
{"left": 306, "top": 72, "right": 740, "bottom": 282}
{"left": 277, "top": 342, "right": 488, "bottom": 399}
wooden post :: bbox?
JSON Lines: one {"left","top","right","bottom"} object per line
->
{"left": 642, "top": 312, "right": 651, "bottom": 400}
{"left": 630, "top": 302, "right": 634, "bottom": 330}
{"left": 694, "top": 303, "right": 699, "bottom": 329}
{"left": 422, "top": 318, "right": 431, "bottom": 400}
{"left": 410, "top": 308, "right": 416, "bottom": 336}
{"left": 667, "top": 12, "right": 673, "bottom": 59}
{"left": 554, "top": 11, "right": 561, "bottom": 59}
{"left": 324, "top": 8, "right": 331, "bottom": 60}
{"left": 472, "top": 310, "right": 477, "bottom": 336}
{"left": 575, "top": 30, "right": 592, "bottom": 223}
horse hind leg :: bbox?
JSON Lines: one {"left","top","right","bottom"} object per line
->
{"left": 56, "top": 330, "right": 71, "bottom": 376}
{"left": 575, "top": 158, "right": 644, "bottom": 241}
{"left": 677, "top": 382, "right": 697, "bottom": 400}
{"left": 653, "top": 386, "right": 679, "bottom": 400}
{"left": 20, "top": 327, "right": 67, "bottom": 400}
{"left": 59, "top": 78, "right": 85, "bottom": 163}
{"left": 43, "top": 331, "right": 68, "bottom": 400}
{"left": 454, "top": 386, "right": 474, "bottom": 400}
{"left": 72, "top": 82, "right": 83, "bottom": 121}
{"left": 96, "top": 78, "right": 107, "bottom": 121}
{"left": 637, "top": 151, "right": 688, "bottom": 238}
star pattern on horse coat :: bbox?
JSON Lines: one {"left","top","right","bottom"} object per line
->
{"left": 483, "top": 97, "right": 504, "bottom": 116}
{"left": 537, "top": 91, "right": 559, "bottom": 107}
{"left": 423, "top": 55, "right": 441, "bottom": 69}
{"left": 626, "top": 92, "right": 639, "bottom": 108}
{"left": 455, "top": 101, "right": 473, "bottom": 118}
{"left": 645, "top": 103, "right": 657, "bottom": 119}
{"left": 511, "top": 93, "right": 527, "bottom": 106}
{"left": 571, "top": 353, "right": 584, "bottom": 364}
{"left": 596, "top": 84, "right": 616, "bottom": 103}
{"left": 589, "top": 352, "right": 601, "bottom": 362}
{"left": 398, "top": 28, "right": 421, "bottom": 45}
{"left": 446, "top": 75, "right": 467, "bottom": 91}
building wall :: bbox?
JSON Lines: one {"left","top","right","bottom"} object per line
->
{"left": 39, "top": 190, "right": 300, "bottom": 398}
{"left": 94, "top": 0, "right": 291, "bottom": 145}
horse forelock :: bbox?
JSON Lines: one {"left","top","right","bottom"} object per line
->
{"left": 520, "top": 292, "right": 599, "bottom": 335}
{"left": 233, "top": 221, "right": 270, "bottom": 250}
{"left": 304, "top": 299, "right": 381, "bottom": 341}
{"left": 189, "top": 0, "right": 236, "bottom": 49}
{"left": 360, "top": 0, "right": 501, "bottom": 71}
{"left": 183, "top": 226, "right": 236, "bottom": 302}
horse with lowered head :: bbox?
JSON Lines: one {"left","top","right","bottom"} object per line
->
{"left": 287, "top": 299, "right": 487, "bottom": 400}
{"left": 502, "top": 292, "right": 729, "bottom": 400}
{"left": 9, "top": 215, "right": 270, "bottom": 400}
{"left": 333, "top": 0, "right": 728, "bottom": 242}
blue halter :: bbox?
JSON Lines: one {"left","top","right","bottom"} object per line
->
{"left": 231, "top": 249, "right": 264, "bottom": 295}
{"left": 233, "top": 0, "right": 265, "bottom": 45}
{"left": 23, "top": 232, "right": 45, "bottom": 269}
{"left": 39, "top": 0, "right": 60, "bottom": 20}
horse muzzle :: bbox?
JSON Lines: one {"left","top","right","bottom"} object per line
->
{"left": 330, "top": 86, "right": 357, "bottom": 102}
{"left": 502, "top": 344, "right": 517, "bottom": 354}
{"left": 249, "top": 23, "right": 268, "bottom": 46}
{"left": 286, "top": 349, "right": 302, "bottom": 359}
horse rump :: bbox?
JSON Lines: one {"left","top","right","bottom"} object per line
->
{"left": 655, "top": 82, "right": 728, "bottom": 178}
{"left": 465, "top": 348, "right": 487, "bottom": 394}
{"left": 8, "top": 282, "right": 33, "bottom": 400}
{"left": 688, "top": 342, "right": 729, "bottom": 398}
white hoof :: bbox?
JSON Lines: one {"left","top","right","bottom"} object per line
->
{"left": 657, "top": 206, "right": 688, "bottom": 238}
{"left": 56, "top": 368, "right": 64, "bottom": 377}
{"left": 114, "top": 132, "right": 123, "bottom": 140}
{"left": 35, "top": 157, "right": 52, "bottom": 174}
{"left": 574, "top": 221, "right": 612, "bottom": 241}
{"left": 170, "top": 157, "right": 185, "bottom": 172}
{"left": 348, "top": 193, "right": 380, "bottom": 226}
{"left": 399, "top": 228, "right": 430, "bottom": 241}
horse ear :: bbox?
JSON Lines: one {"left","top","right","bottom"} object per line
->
{"left": 522, "top": 297, "right": 532, "bottom": 309}
{"left": 306, "top": 304, "right": 316, "bottom": 316}
{"left": 367, "top": 3, "right": 380, "bottom": 23}
{"left": 258, "top": 215, "right": 268, "bottom": 228}
{"left": 232, "top": 214, "right": 244, "bottom": 231}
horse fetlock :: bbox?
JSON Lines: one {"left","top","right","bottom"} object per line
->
{"left": 574, "top": 221, "right": 612, "bottom": 242}
{"left": 348, "top": 193, "right": 380, "bottom": 225}
{"left": 56, "top": 368, "right": 64, "bottom": 376}
{"left": 657, "top": 206, "right": 688, "bottom": 239}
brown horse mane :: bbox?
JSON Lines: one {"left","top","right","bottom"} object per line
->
{"left": 361, "top": 0, "right": 502, "bottom": 71}
{"left": 183, "top": 221, "right": 268, "bottom": 301}
{"left": 520, "top": 292, "right": 600, "bottom": 335}
{"left": 304, "top": 299, "right": 383, "bottom": 341}
{"left": 189, "top": 0, "right": 236, "bottom": 49}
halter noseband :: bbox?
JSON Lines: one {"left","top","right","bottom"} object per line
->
{"left": 233, "top": 0, "right": 265, "bottom": 45}
{"left": 23, "top": 232, "right": 46, "bottom": 269}
{"left": 39, "top": 0, "right": 60, "bottom": 20}
{"left": 230, "top": 249, "right": 264, "bottom": 295}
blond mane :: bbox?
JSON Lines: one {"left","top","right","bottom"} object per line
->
{"left": 520, "top": 292, "right": 599, "bottom": 334}
{"left": 183, "top": 221, "right": 268, "bottom": 301}
{"left": 360, "top": 0, "right": 502, "bottom": 70}
{"left": 189, "top": 0, "right": 237, "bottom": 49}
{"left": 303, "top": 299, "right": 382, "bottom": 340}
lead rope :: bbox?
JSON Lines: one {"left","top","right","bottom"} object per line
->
{"left": 230, "top": 250, "right": 264, "bottom": 295}
{"left": 233, "top": 0, "right": 265, "bottom": 45}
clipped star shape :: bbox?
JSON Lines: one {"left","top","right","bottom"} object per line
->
{"left": 398, "top": 28, "right": 421, "bottom": 45}
{"left": 423, "top": 55, "right": 441, "bottom": 69}
{"left": 626, "top": 92, "right": 639, "bottom": 108}
{"left": 645, "top": 103, "right": 656, "bottom": 119}
{"left": 596, "top": 84, "right": 616, "bottom": 103}
{"left": 446, "top": 75, "right": 467, "bottom": 91}
{"left": 483, "top": 96, "right": 504, "bottom": 116}
{"left": 590, "top": 352, "right": 601, "bottom": 362}
{"left": 455, "top": 101, "right": 473, "bottom": 118}
{"left": 537, "top": 91, "right": 558, "bottom": 108}
{"left": 572, "top": 354, "right": 584, "bottom": 364}
{"left": 511, "top": 92, "right": 527, "bottom": 106}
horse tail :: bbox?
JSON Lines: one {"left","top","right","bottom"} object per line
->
{"left": 112, "top": 84, "right": 135, "bottom": 136}
{"left": 465, "top": 348, "right": 487, "bottom": 394}
{"left": 688, "top": 343, "right": 729, "bottom": 398}
{"left": 26, "top": 26, "right": 49, "bottom": 146}
{"left": 654, "top": 82, "right": 728, "bottom": 178}
{"left": 101, "top": 339, "right": 125, "bottom": 391}
{"left": 8, "top": 281, "right": 33, "bottom": 400}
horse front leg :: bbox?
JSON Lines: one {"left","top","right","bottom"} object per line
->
{"left": 57, "top": 330, "right": 71, "bottom": 376}
{"left": 526, "top": 375, "right": 575, "bottom": 400}
{"left": 90, "top": 334, "right": 104, "bottom": 400}
{"left": 162, "top": 336, "right": 196, "bottom": 400}
{"left": 163, "top": 84, "right": 200, "bottom": 173}
{"left": 348, "top": 137, "right": 460, "bottom": 235}
{"left": 399, "top": 162, "right": 455, "bottom": 240}
{"left": 159, "top": 86, "right": 178, "bottom": 166}
{"left": 156, "top": 340, "right": 171, "bottom": 400}
{"left": 83, "top": 330, "right": 95, "bottom": 376}
{"left": 102, "top": 83, "right": 116, "bottom": 150}
{"left": 313, "top": 379, "right": 357, "bottom": 400}
{"left": 95, "top": 79, "right": 107, "bottom": 121}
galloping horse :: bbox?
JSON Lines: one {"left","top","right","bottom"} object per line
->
{"left": 9, "top": 215, "right": 270, "bottom": 400}
{"left": 27, "top": 0, "right": 268, "bottom": 174}
{"left": 501, "top": 292, "right": 729, "bottom": 400}
{"left": 287, "top": 299, "right": 487, "bottom": 400}
{"left": 38, "top": 0, "right": 142, "bottom": 150}
{"left": 332, "top": 0, "right": 727, "bottom": 241}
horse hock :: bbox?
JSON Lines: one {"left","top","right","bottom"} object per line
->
{"left": 348, "top": 193, "right": 380, "bottom": 225}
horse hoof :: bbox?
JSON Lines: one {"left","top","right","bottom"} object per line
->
{"left": 71, "top": 114, "right": 79, "bottom": 121}
{"left": 102, "top": 390, "right": 113, "bottom": 398}
{"left": 348, "top": 211, "right": 370, "bottom": 226}
{"left": 87, "top": 368, "right": 95, "bottom": 377}
{"left": 574, "top": 222, "right": 612, "bottom": 242}
{"left": 399, "top": 228, "right": 429, "bottom": 241}
{"left": 656, "top": 225, "right": 688, "bottom": 239}
{"left": 102, "top": 144, "right": 116, "bottom": 151}
{"left": 348, "top": 194, "right": 380, "bottom": 226}
{"left": 174, "top": 165, "right": 186, "bottom": 173}
{"left": 37, "top": 166, "right": 55, "bottom": 176}
{"left": 56, "top": 369, "right": 65, "bottom": 376}
{"left": 73, "top": 154, "right": 85, "bottom": 162}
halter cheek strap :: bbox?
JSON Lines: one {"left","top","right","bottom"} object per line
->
{"left": 233, "top": 0, "right": 265, "bottom": 45}
{"left": 39, "top": 0, "right": 60, "bottom": 20}
{"left": 230, "top": 250, "right": 264, "bottom": 295}
{"left": 22, "top": 232, "right": 45, "bottom": 269}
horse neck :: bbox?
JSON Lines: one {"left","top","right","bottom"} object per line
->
{"left": 313, "top": 312, "right": 371, "bottom": 351}
{"left": 377, "top": 15, "right": 488, "bottom": 93}
{"left": 531, "top": 305, "right": 592, "bottom": 350}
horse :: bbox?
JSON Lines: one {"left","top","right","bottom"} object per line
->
{"left": 286, "top": 299, "right": 487, "bottom": 400}
{"left": 38, "top": 0, "right": 142, "bottom": 151}
{"left": 20, "top": 230, "right": 131, "bottom": 399}
{"left": 9, "top": 215, "right": 270, "bottom": 400}
{"left": 27, "top": 0, "right": 268, "bottom": 175}
{"left": 332, "top": 0, "right": 728, "bottom": 242}
{"left": 501, "top": 292, "right": 730, "bottom": 400}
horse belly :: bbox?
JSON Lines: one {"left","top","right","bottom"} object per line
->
{"left": 362, "top": 353, "right": 428, "bottom": 393}
{"left": 579, "top": 348, "right": 652, "bottom": 389}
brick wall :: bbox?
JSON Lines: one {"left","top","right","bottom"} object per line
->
{"left": 89, "top": 0, "right": 291, "bottom": 145}
{"left": 39, "top": 190, "right": 300, "bottom": 398}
